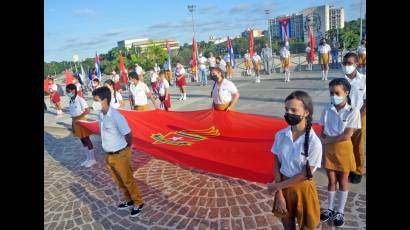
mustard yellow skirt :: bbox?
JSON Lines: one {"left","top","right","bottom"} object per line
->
{"left": 72, "top": 115, "right": 92, "bottom": 139}
{"left": 324, "top": 140, "right": 356, "bottom": 172}
{"left": 245, "top": 59, "right": 252, "bottom": 68}
{"left": 282, "top": 57, "right": 290, "bottom": 67}
{"left": 273, "top": 179, "right": 320, "bottom": 229}
{"left": 134, "top": 104, "right": 149, "bottom": 111}
{"left": 253, "top": 62, "right": 261, "bottom": 71}
{"left": 359, "top": 53, "right": 366, "bottom": 65}
{"left": 319, "top": 54, "right": 330, "bottom": 65}
{"left": 213, "top": 103, "right": 234, "bottom": 111}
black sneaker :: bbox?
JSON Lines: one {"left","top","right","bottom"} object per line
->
{"left": 320, "top": 209, "right": 335, "bottom": 222}
{"left": 118, "top": 201, "right": 134, "bottom": 210}
{"left": 130, "top": 203, "right": 144, "bottom": 217}
{"left": 333, "top": 212, "right": 345, "bottom": 227}
{"left": 351, "top": 174, "right": 362, "bottom": 184}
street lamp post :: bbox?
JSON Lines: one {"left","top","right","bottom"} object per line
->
{"left": 188, "top": 4, "right": 199, "bottom": 82}
{"left": 359, "top": 0, "right": 363, "bottom": 41}
{"left": 265, "top": 9, "right": 274, "bottom": 73}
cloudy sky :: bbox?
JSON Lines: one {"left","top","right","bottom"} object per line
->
{"left": 45, "top": 0, "right": 366, "bottom": 62}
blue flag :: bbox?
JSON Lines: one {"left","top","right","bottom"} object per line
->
{"left": 87, "top": 66, "right": 92, "bottom": 80}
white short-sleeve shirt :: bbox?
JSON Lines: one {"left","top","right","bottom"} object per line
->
{"left": 113, "top": 74, "right": 120, "bottom": 82}
{"left": 252, "top": 55, "right": 261, "bottom": 63}
{"left": 357, "top": 45, "right": 366, "bottom": 54}
{"left": 176, "top": 66, "right": 186, "bottom": 76}
{"left": 99, "top": 107, "right": 131, "bottom": 152}
{"left": 110, "top": 91, "right": 123, "bottom": 109}
{"left": 280, "top": 48, "right": 290, "bottom": 58}
{"left": 271, "top": 127, "right": 322, "bottom": 178}
{"left": 319, "top": 103, "right": 361, "bottom": 136}
{"left": 318, "top": 44, "right": 331, "bottom": 54}
{"left": 199, "top": 56, "right": 207, "bottom": 70}
{"left": 212, "top": 78, "right": 238, "bottom": 104}
{"left": 305, "top": 47, "right": 311, "bottom": 53}
{"left": 345, "top": 72, "right": 366, "bottom": 109}
{"left": 130, "top": 81, "right": 150, "bottom": 106}
{"left": 150, "top": 72, "right": 158, "bottom": 83}
{"left": 69, "top": 96, "right": 88, "bottom": 117}
{"left": 218, "top": 60, "right": 227, "bottom": 71}
{"left": 208, "top": 57, "right": 216, "bottom": 67}
{"left": 49, "top": 84, "right": 57, "bottom": 92}
{"left": 158, "top": 79, "right": 170, "bottom": 96}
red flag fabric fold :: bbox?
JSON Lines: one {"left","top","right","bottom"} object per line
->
{"left": 249, "top": 29, "right": 254, "bottom": 57}
{"left": 78, "top": 109, "right": 322, "bottom": 183}
{"left": 309, "top": 27, "right": 315, "bottom": 60}
{"left": 191, "top": 37, "right": 197, "bottom": 73}
{"left": 65, "top": 69, "right": 74, "bottom": 86}
{"left": 119, "top": 51, "right": 127, "bottom": 85}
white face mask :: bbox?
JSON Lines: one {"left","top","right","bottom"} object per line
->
{"left": 92, "top": 101, "right": 102, "bottom": 112}
{"left": 342, "top": 64, "right": 356, "bottom": 75}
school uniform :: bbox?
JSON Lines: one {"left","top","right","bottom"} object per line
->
{"left": 163, "top": 62, "right": 172, "bottom": 84}
{"left": 175, "top": 65, "right": 187, "bottom": 87}
{"left": 113, "top": 74, "right": 121, "bottom": 91}
{"left": 212, "top": 78, "right": 238, "bottom": 111}
{"left": 75, "top": 82, "right": 83, "bottom": 98}
{"left": 357, "top": 45, "right": 366, "bottom": 65}
{"left": 49, "top": 84, "right": 61, "bottom": 104}
{"left": 280, "top": 48, "right": 290, "bottom": 68}
{"left": 69, "top": 96, "right": 92, "bottom": 138}
{"left": 305, "top": 47, "right": 312, "bottom": 63}
{"left": 110, "top": 91, "right": 123, "bottom": 109}
{"left": 318, "top": 44, "right": 331, "bottom": 65}
{"left": 130, "top": 81, "right": 150, "bottom": 111}
{"left": 208, "top": 57, "right": 216, "bottom": 68}
{"left": 271, "top": 127, "right": 322, "bottom": 229}
{"left": 224, "top": 55, "right": 233, "bottom": 77}
{"left": 244, "top": 53, "right": 252, "bottom": 68}
{"left": 158, "top": 79, "right": 171, "bottom": 110}
{"left": 218, "top": 59, "right": 227, "bottom": 73}
{"left": 320, "top": 103, "right": 361, "bottom": 172}
{"left": 345, "top": 72, "right": 366, "bottom": 175}
{"left": 252, "top": 54, "right": 262, "bottom": 75}
{"left": 150, "top": 72, "right": 159, "bottom": 94}
{"left": 99, "top": 107, "right": 143, "bottom": 206}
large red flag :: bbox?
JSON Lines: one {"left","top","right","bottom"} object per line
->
{"left": 78, "top": 109, "right": 322, "bottom": 183}
{"left": 65, "top": 69, "right": 74, "bottom": 86}
{"left": 119, "top": 51, "right": 127, "bottom": 85}
{"left": 191, "top": 36, "right": 197, "bottom": 74}
{"left": 44, "top": 79, "right": 49, "bottom": 92}
{"left": 249, "top": 29, "right": 254, "bottom": 57}
{"left": 309, "top": 26, "right": 315, "bottom": 60}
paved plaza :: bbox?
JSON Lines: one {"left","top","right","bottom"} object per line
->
{"left": 44, "top": 66, "right": 366, "bottom": 229}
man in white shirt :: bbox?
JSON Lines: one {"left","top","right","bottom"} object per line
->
{"left": 91, "top": 86, "right": 144, "bottom": 218}
{"left": 342, "top": 52, "right": 366, "bottom": 184}
{"left": 216, "top": 56, "right": 226, "bottom": 73}
{"left": 198, "top": 53, "right": 208, "bottom": 86}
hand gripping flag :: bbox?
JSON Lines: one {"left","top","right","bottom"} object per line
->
{"left": 78, "top": 109, "right": 322, "bottom": 183}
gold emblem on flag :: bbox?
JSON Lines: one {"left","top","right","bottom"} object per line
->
{"left": 151, "top": 126, "right": 220, "bottom": 146}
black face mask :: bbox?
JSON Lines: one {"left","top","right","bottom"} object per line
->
{"left": 211, "top": 75, "right": 218, "bottom": 81}
{"left": 284, "top": 113, "right": 303, "bottom": 126}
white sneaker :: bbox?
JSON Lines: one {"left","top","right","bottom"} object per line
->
{"left": 80, "top": 159, "right": 89, "bottom": 166}
{"left": 85, "top": 160, "right": 97, "bottom": 168}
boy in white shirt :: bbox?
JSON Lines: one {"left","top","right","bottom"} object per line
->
{"left": 91, "top": 86, "right": 144, "bottom": 217}
{"left": 129, "top": 72, "right": 158, "bottom": 111}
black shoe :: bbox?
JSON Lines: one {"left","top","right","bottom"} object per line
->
{"left": 333, "top": 212, "right": 345, "bottom": 227}
{"left": 130, "top": 203, "right": 144, "bottom": 217}
{"left": 118, "top": 201, "right": 134, "bottom": 210}
{"left": 351, "top": 174, "right": 362, "bottom": 184}
{"left": 320, "top": 209, "right": 335, "bottom": 222}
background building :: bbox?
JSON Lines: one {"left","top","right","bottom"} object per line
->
{"left": 118, "top": 38, "right": 180, "bottom": 53}
{"left": 241, "top": 28, "right": 264, "bottom": 38}
{"left": 268, "top": 5, "right": 344, "bottom": 43}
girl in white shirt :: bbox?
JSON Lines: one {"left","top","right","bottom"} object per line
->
{"left": 280, "top": 43, "right": 291, "bottom": 82}
{"left": 244, "top": 50, "right": 253, "bottom": 76}
{"left": 357, "top": 39, "right": 366, "bottom": 73}
{"left": 175, "top": 61, "right": 187, "bottom": 100}
{"left": 104, "top": 80, "right": 124, "bottom": 109}
{"left": 318, "top": 38, "right": 331, "bottom": 80}
{"left": 66, "top": 84, "right": 96, "bottom": 167}
{"left": 158, "top": 70, "right": 171, "bottom": 111}
{"left": 149, "top": 70, "right": 159, "bottom": 96}
{"left": 112, "top": 70, "right": 122, "bottom": 93}
{"left": 210, "top": 67, "right": 240, "bottom": 111}
{"left": 47, "top": 77, "right": 63, "bottom": 116}
{"left": 252, "top": 52, "right": 262, "bottom": 83}
{"left": 305, "top": 42, "right": 313, "bottom": 71}
{"left": 319, "top": 78, "right": 361, "bottom": 227}
{"left": 268, "top": 91, "right": 321, "bottom": 230}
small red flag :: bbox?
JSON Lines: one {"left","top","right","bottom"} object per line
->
{"left": 119, "top": 51, "right": 127, "bottom": 85}
{"left": 65, "top": 69, "right": 74, "bottom": 86}
{"left": 309, "top": 27, "right": 315, "bottom": 60}
{"left": 191, "top": 36, "right": 197, "bottom": 72}
{"left": 44, "top": 79, "right": 49, "bottom": 92}
{"left": 249, "top": 29, "right": 254, "bottom": 57}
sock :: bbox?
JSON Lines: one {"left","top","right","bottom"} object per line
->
{"left": 328, "top": 191, "right": 336, "bottom": 210}
{"left": 183, "top": 93, "right": 186, "bottom": 99}
{"left": 322, "top": 70, "right": 325, "bottom": 79}
{"left": 325, "top": 69, "right": 329, "bottom": 79}
{"left": 83, "top": 147, "right": 90, "bottom": 162}
{"left": 88, "top": 149, "right": 95, "bottom": 161}
{"left": 337, "top": 190, "right": 348, "bottom": 213}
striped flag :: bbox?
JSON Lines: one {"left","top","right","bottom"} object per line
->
{"left": 227, "top": 36, "right": 235, "bottom": 68}
{"left": 191, "top": 36, "right": 197, "bottom": 74}
{"left": 166, "top": 39, "right": 171, "bottom": 71}
{"left": 95, "top": 52, "right": 101, "bottom": 80}
{"left": 87, "top": 66, "right": 92, "bottom": 80}
{"left": 279, "top": 17, "right": 290, "bottom": 49}
{"left": 79, "top": 64, "right": 86, "bottom": 85}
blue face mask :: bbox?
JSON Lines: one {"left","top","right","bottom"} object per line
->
{"left": 331, "top": 95, "right": 345, "bottom": 105}
{"left": 67, "top": 92, "right": 74, "bottom": 98}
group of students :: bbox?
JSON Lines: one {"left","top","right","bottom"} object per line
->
{"left": 45, "top": 51, "right": 365, "bottom": 226}
{"left": 196, "top": 52, "right": 236, "bottom": 86}
{"left": 268, "top": 51, "right": 366, "bottom": 229}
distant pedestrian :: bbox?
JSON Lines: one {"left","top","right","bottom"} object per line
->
{"left": 280, "top": 43, "right": 291, "bottom": 82}
{"left": 261, "top": 43, "right": 272, "bottom": 74}
{"left": 158, "top": 70, "right": 171, "bottom": 111}
{"left": 305, "top": 42, "right": 313, "bottom": 71}
{"left": 252, "top": 52, "right": 262, "bottom": 83}
{"left": 357, "top": 39, "right": 366, "bottom": 73}
{"left": 319, "top": 38, "right": 331, "bottom": 80}
{"left": 331, "top": 38, "right": 340, "bottom": 69}
{"left": 198, "top": 53, "right": 208, "bottom": 86}
{"left": 224, "top": 53, "right": 234, "bottom": 79}
{"left": 244, "top": 50, "right": 253, "bottom": 76}
{"left": 47, "top": 77, "right": 63, "bottom": 116}
{"left": 175, "top": 60, "right": 187, "bottom": 100}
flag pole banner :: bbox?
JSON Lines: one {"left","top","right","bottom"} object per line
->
{"left": 227, "top": 36, "right": 235, "bottom": 68}
{"left": 65, "top": 69, "right": 74, "bottom": 86}
{"left": 249, "top": 30, "right": 254, "bottom": 58}
{"left": 279, "top": 17, "right": 290, "bottom": 49}
{"left": 78, "top": 109, "right": 322, "bottom": 183}
{"left": 119, "top": 51, "right": 127, "bottom": 85}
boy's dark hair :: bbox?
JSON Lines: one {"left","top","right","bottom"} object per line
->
{"left": 285, "top": 91, "right": 314, "bottom": 179}
{"left": 216, "top": 56, "right": 221, "bottom": 61}
{"left": 210, "top": 67, "right": 226, "bottom": 98}
{"left": 92, "top": 86, "right": 111, "bottom": 105}
{"left": 129, "top": 71, "right": 138, "bottom": 79}
{"left": 343, "top": 52, "right": 359, "bottom": 63}
{"left": 329, "top": 78, "right": 352, "bottom": 105}
{"left": 104, "top": 79, "right": 118, "bottom": 103}
{"left": 66, "top": 84, "right": 77, "bottom": 102}
{"left": 92, "top": 78, "right": 100, "bottom": 83}
{"left": 159, "top": 70, "right": 165, "bottom": 76}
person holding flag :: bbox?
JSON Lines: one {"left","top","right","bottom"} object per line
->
{"left": 129, "top": 71, "right": 158, "bottom": 111}
{"left": 210, "top": 67, "right": 240, "bottom": 111}
{"left": 175, "top": 60, "right": 187, "bottom": 100}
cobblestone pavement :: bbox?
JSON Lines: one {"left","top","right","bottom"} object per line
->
{"left": 45, "top": 68, "right": 365, "bottom": 229}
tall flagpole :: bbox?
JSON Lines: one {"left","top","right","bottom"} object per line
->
{"left": 188, "top": 4, "right": 198, "bottom": 82}
{"left": 359, "top": 0, "right": 363, "bottom": 41}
